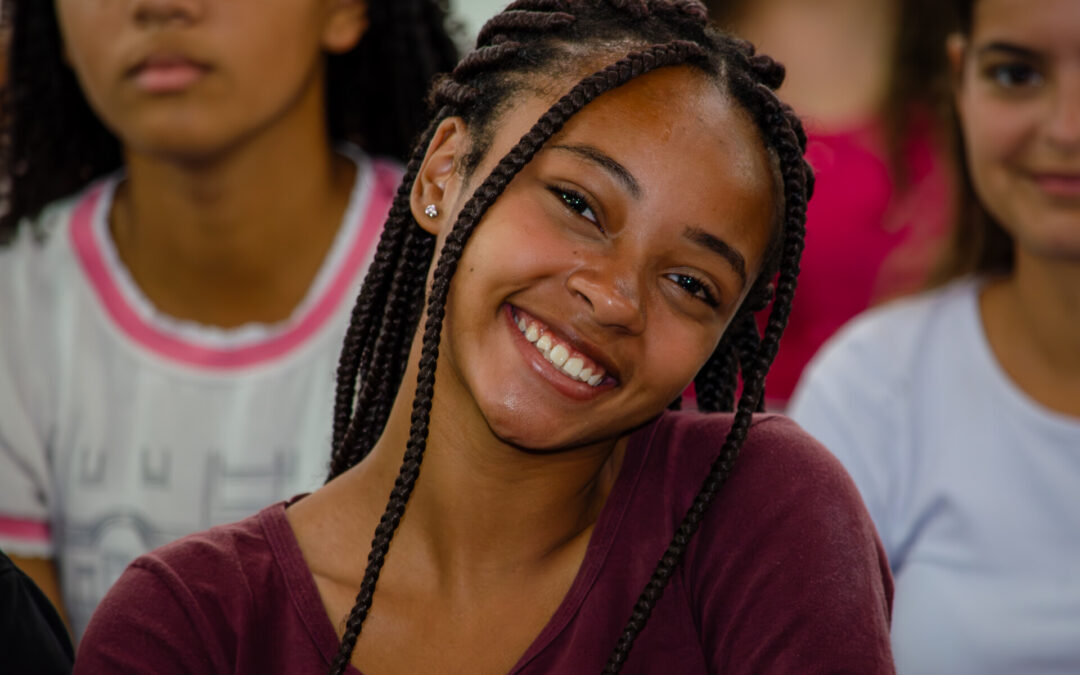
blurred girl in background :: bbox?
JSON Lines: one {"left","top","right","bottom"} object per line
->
{"left": 792, "top": 0, "right": 1080, "bottom": 671}
{"left": 0, "top": 0, "right": 456, "bottom": 638}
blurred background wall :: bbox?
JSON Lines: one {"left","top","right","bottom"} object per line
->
{"left": 454, "top": 0, "right": 508, "bottom": 44}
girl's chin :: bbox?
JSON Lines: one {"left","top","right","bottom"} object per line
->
{"left": 125, "top": 126, "right": 242, "bottom": 164}
{"left": 480, "top": 409, "right": 601, "bottom": 452}
{"left": 485, "top": 418, "right": 577, "bottom": 451}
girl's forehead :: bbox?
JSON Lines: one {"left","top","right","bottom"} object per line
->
{"left": 559, "top": 68, "right": 769, "bottom": 189}
{"left": 532, "top": 64, "right": 730, "bottom": 140}
{"left": 490, "top": 66, "right": 760, "bottom": 172}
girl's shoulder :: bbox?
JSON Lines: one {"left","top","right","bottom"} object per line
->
{"left": 75, "top": 500, "right": 320, "bottom": 674}
{"left": 0, "top": 179, "right": 117, "bottom": 348}
{"left": 3, "top": 179, "right": 111, "bottom": 251}
{"left": 0, "top": 178, "right": 114, "bottom": 287}
{"left": 634, "top": 410, "right": 880, "bottom": 563}
{"left": 809, "top": 280, "right": 979, "bottom": 377}
{"left": 790, "top": 279, "right": 983, "bottom": 425}
{"left": 89, "top": 504, "right": 280, "bottom": 623}
{"left": 617, "top": 411, "right": 894, "bottom": 672}
{"left": 645, "top": 411, "right": 851, "bottom": 496}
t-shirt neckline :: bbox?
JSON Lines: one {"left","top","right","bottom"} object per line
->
{"left": 260, "top": 416, "right": 666, "bottom": 674}
{"left": 964, "top": 279, "right": 1080, "bottom": 434}
{"left": 69, "top": 148, "right": 398, "bottom": 370}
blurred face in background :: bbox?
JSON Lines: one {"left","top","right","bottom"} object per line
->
{"left": 949, "top": 0, "right": 1080, "bottom": 261}
{"left": 54, "top": 0, "right": 366, "bottom": 163}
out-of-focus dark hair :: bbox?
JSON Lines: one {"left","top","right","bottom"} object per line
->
{"left": 931, "top": 0, "right": 1015, "bottom": 283}
{"left": 0, "top": 0, "right": 460, "bottom": 245}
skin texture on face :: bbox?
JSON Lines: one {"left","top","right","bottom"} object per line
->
{"left": 950, "top": 0, "right": 1080, "bottom": 260}
{"left": 54, "top": 0, "right": 366, "bottom": 163}
{"left": 413, "top": 66, "right": 777, "bottom": 453}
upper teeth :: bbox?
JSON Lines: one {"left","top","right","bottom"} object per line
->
{"left": 517, "top": 315, "right": 606, "bottom": 386}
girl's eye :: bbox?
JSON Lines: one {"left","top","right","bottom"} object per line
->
{"left": 665, "top": 272, "right": 720, "bottom": 308}
{"left": 550, "top": 187, "right": 599, "bottom": 225}
{"left": 985, "top": 62, "right": 1044, "bottom": 90}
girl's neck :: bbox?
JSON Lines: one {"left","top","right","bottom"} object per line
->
{"left": 108, "top": 77, "right": 354, "bottom": 329}
{"left": 981, "top": 250, "right": 1080, "bottom": 417}
{"left": 359, "top": 335, "right": 625, "bottom": 588}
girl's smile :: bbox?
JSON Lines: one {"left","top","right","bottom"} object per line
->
{"left": 1029, "top": 171, "right": 1080, "bottom": 201}
{"left": 506, "top": 304, "right": 616, "bottom": 401}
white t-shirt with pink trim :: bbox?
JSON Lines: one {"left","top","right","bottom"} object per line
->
{"left": 0, "top": 151, "right": 401, "bottom": 638}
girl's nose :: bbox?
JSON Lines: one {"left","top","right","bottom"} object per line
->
{"left": 566, "top": 265, "right": 646, "bottom": 335}
{"left": 132, "top": 0, "right": 204, "bottom": 27}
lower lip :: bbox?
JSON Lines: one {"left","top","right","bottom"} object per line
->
{"left": 504, "top": 305, "right": 613, "bottom": 402}
{"left": 132, "top": 63, "right": 207, "bottom": 94}
{"left": 1033, "top": 174, "right": 1080, "bottom": 199}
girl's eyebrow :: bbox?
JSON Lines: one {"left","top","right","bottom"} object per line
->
{"left": 549, "top": 143, "right": 642, "bottom": 198}
{"left": 685, "top": 226, "right": 747, "bottom": 285}
{"left": 976, "top": 42, "right": 1044, "bottom": 62}
{"left": 547, "top": 143, "right": 747, "bottom": 285}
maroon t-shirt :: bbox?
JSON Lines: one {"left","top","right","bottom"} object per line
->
{"left": 75, "top": 412, "right": 895, "bottom": 673}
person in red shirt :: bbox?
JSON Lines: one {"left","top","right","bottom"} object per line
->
{"left": 76, "top": 2, "right": 894, "bottom": 673}
{"left": 706, "top": 0, "right": 957, "bottom": 406}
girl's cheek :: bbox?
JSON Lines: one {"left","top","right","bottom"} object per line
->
{"left": 971, "top": 94, "right": 1040, "bottom": 157}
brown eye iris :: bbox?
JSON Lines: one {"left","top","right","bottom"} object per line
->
{"left": 550, "top": 187, "right": 599, "bottom": 225}
{"left": 667, "top": 273, "right": 719, "bottom": 307}
{"left": 989, "top": 62, "right": 1042, "bottom": 88}
{"left": 561, "top": 191, "right": 588, "bottom": 213}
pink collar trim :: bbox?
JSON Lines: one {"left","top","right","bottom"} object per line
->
{"left": 70, "top": 160, "right": 400, "bottom": 370}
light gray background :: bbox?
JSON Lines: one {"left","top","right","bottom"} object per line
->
{"left": 452, "top": 0, "right": 511, "bottom": 43}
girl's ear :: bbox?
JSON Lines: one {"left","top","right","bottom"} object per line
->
{"left": 411, "top": 117, "right": 469, "bottom": 236}
{"left": 946, "top": 33, "right": 969, "bottom": 110}
{"left": 322, "top": 0, "right": 368, "bottom": 54}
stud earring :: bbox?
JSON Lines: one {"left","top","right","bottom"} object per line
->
{"left": 424, "top": 204, "right": 439, "bottom": 218}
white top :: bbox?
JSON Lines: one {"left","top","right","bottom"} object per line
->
{"left": 0, "top": 150, "right": 401, "bottom": 638}
{"left": 789, "top": 280, "right": 1080, "bottom": 675}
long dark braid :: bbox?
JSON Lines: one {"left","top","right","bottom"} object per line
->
{"left": 604, "top": 40, "right": 811, "bottom": 670}
{"left": 325, "top": 2, "right": 812, "bottom": 672}
{"left": 328, "top": 122, "right": 442, "bottom": 475}
{"left": 0, "top": 0, "right": 459, "bottom": 244}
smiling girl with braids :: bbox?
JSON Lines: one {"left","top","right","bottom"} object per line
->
{"left": 75, "top": 2, "right": 895, "bottom": 672}
{"left": 0, "top": 0, "right": 457, "bottom": 639}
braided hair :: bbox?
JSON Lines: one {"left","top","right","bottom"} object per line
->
{"left": 326, "top": 1, "right": 813, "bottom": 672}
{"left": 0, "top": 0, "right": 459, "bottom": 245}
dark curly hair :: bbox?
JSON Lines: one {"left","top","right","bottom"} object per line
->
{"left": 325, "top": 1, "right": 814, "bottom": 672}
{"left": 0, "top": 0, "right": 460, "bottom": 244}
